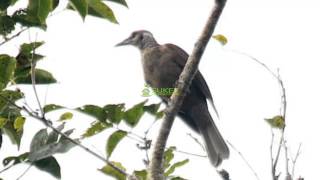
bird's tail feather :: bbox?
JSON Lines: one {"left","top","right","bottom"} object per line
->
{"left": 191, "top": 106, "right": 229, "bottom": 167}
{"left": 200, "top": 118, "right": 229, "bottom": 166}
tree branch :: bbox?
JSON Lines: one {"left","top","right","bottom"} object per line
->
{"left": 148, "top": 1, "right": 227, "bottom": 179}
{"left": 227, "top": 50, "right": 289, "bottom": 180}
{"left": 291, "top": 143, "right": 302, "bottom": 179}
{"left": 227, "top": 140, "right": 260, "bottom": 180}
{"left": 0, "top": 28, "right": 28, "bottom": 47}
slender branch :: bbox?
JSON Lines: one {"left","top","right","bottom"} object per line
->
{"left": 0, "top": 163, "right": 15, "bottom": 174}
{"left": 227, "top": 49, "right": 289, "bottom": 180}
{"left": 291, "top": 143, "right": 302, "bottom": 178}
{"left": 272, "top": 130, "right": 284, "bottom": 179}
{"left": 187, "top": 133, "right": 206, "bottom": 152}
{"left": 270, "top": 128, "right": 276, "bottom": 180}
{"left": 30, "top": 36, "right": 45, "bottom": 118}
{"left": 173, "top": 148, "right": 207, "bottom": 158}
{"left": 0, "top": 28, "right": 28, "bottom": 47}
{"left": 148, "top": 1, "right": 227, "bottom": 179}
{"left": 16, "top": 163, "right": 33, "bottom": 180}
{"left": 284, "top": 141, "right": 292, "bottom": 180}
{"left": 227, "top": 140, "right": 260, "bottom": 180}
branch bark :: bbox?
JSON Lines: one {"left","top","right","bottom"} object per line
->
{"left": 148, "top": 1, "right": 227, "bottom": 179}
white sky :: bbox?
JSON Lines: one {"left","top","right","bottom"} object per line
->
{"left": 1, "top": 0, "right": 320, "bottom": 179}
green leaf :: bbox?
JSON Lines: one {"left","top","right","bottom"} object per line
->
{"left": 0, "top": 129, "right": 2, "bottom": 149}
{"left": 29, "top": 129, "right": 77, "bottom": 161}
{"left": 123, "top": 100, "right": 147, "bottom": 127}
{"left": 20, "top": 41, "right": 45, "bottom": 54}
{"left": 16, "top": 54, "right": 45, "bottom": 69}
{"left": 164, "top": 159, "right": 189, "bottom": 177}
{"left": 133, "top": 169, "right": 147, "bottom": 180}
{"left": 12, "top": 9, "right": 47, "bottom": 29}
{"left": 0, "top": 54, "right": 16, "bottom": 90}
{"left": 56, "top": 136, "right": 78, "bottom": 153}
{"left": 14, "top": 68, "right": 57, "bottom": 84}
{"left": 52, "top": 0, "right": 59, "bottom": 10}
{"left": 13, "top": 116, "right": 25, "bottom": 132}
{"left": 100, "top": 161, "right": 126, "bottom": 180}
{"left": 47, "top": 123, "right": 65, "bottom": 144}
{"left": 265, "top": 115, "right": 285, "bottom": 129}
{"left": 0, "top": 91, "right": 25, "bottom": 149}
{"left": 0, "top": 0, "right": 10, "bottom": 10}
{"left": 0, "top": 89, "right": 23, "bottom": 104}
{"left": 213, "top": 34, "right": 228, "bottom": 45}
{"left": 30, "top": 129, "right": 48, "bottom": 152}
{"left": 43, "top": 104, "right": 64, "bottom": 113}
{"left": 77, "top": 105, "right": 107, "bottom": 122}
{"left": 104, "top": 104, "right": 125, "bottom": 124}
{"left": 0, "top": 0, "right": 17, "bottom": 11}
{"left": 106, "top": 130, "right": 127, "bottom": 158}
{"left": 34, "top": 156, "right": 61, "bottom": 179}
{"left": 68, "top": 0, "right": 88, "bottom": 20}
{"left": 2, "top": 152, "right": 29, "bottom": 166}
{"left": 156, "top": 110, "right": 164, "bottom": 120}
{"left": 0, "top": 90, "right": 23, "bottom": 122}
{"left": 2, "top": 120, "right": 23, "bottom": 148}
{"left": 104, "top": 0, "right": 127, "bottom": 7}
{"left": 59, "top": 112, "right": 73, "bottom": 121}
{"left": 0, "top": 15, "right": 16, "bottom": 36}
{"left": 82, "top": 121, "right": 112, "bottom": 138}
{"left": 143, "top": 103, "right": 161, "bottom": 115}
{"left": 164, "top": 147, "right": 175, "bottom": 169}
{"left": 0, "top": 118, "right": 8, "bottom": 128}
{"left": 27, "top": 0, "right": 53, "bottom": 24}
{"left": 87, "top": 0, "right": 118, "bottom": 23}
{"left": 171, "top": 177, "right": 187, "bottom": 180}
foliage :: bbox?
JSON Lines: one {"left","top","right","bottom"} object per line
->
{"left": 265, "top": 115, "right": 285, "bottom": 129}
{"left": 0, "top": 0, "right": 171, "bottom": 179}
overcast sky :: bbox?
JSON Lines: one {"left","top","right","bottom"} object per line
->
{"left": 2, "top": 0, "right": 320, "bottom": 179}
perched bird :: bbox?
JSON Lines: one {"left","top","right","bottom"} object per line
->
{"left": 116, "top": 30, "right": 229, "bottom": 166}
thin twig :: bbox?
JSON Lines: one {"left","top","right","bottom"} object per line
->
{"left": 227, "top": 49, "right": 288, "bottom": 180}
{"left": 0, "top": 28, "right": 28, "bottom": 47}
{"left": 148, "top": 1, "right": 227, "bottom": 179}
{"left": 227, "top": 140, "right": 260, "bottom": 180}
{"left": 272, "top": 129, "right": 284, "bottom": 179}
{"left": 186, "top": 133, "right": 206, "bottom": 152}
{"left": 16, "top": 163, "right": 33, "bottom": 180}
{"left": 173, "top": 148, "right": 207, "bottom": 158}
{"left": 284, "top": 141, "right": 291, "bottom": 179}
{"left": 291, "top": 143, "right": 302, "bottom": 178}
{"left": 270, "top": 128, "right": 276, "bottom": 180}
{"left": 30, "top": 34, "right": 45, "bottom": 118}
{"left": 0, "top": 163, "right": 15, "bottom": 174}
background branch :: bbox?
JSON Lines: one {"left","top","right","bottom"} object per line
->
{"left": 227, "top": 49, "right": 289, "bottom": 180}
{"left": 148, "top": 0, "right": 227, "bottom": 179}
{"left": 0, "top": 28, "right": 28, "bottom": 47}
{"left": 227, "top": 141, "right": 260, "bottom": 180}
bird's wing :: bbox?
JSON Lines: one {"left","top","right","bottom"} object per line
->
{"left": 165, "top": 44, "right": 219, "bottom": 117}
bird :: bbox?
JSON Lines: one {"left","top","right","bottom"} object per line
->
{"left": 116, "top": 30, "right": 229, "bottom": 167}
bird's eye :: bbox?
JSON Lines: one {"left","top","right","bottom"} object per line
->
{"left": 139, "top": 34, "right": 143, "bottom": 41}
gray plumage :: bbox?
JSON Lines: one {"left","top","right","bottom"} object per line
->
{"left": 116, "top": 30, "right": 229, "bottom": 166}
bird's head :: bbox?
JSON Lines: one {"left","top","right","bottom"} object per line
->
{"left": 116, "top": 30, "right": 158, "bottom": 50}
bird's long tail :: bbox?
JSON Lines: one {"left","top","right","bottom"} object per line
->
{"left": 191, "top": 106, "right": 229, "bottom": 167}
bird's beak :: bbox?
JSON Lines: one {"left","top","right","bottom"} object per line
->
{"left": 115, "top": 37, "right": 132, "bottom": 47}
